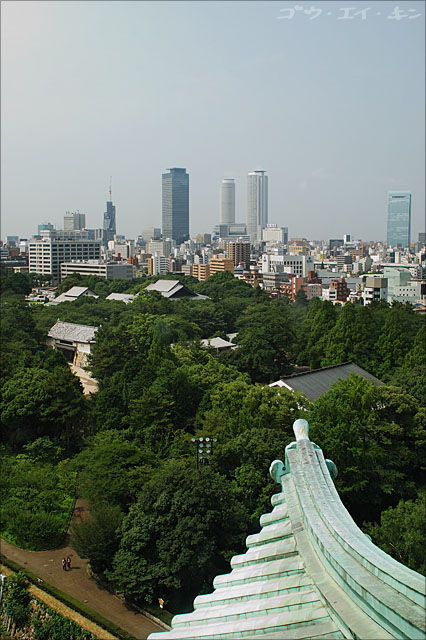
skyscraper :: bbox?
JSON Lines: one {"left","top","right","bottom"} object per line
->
{"left": 247, "top": 170, "right": 268, "bottom": 245}
{"left": 103, "top": 182, "right": 116, "bottom": 244}
{"left": 387, "top": 191, "right": 411, "bottom": 247}
{"left": 220, "top": 178, "right": 235, "bottom": 225}
{"left": 162, "top": 168, "right": 189, "bottom": 245}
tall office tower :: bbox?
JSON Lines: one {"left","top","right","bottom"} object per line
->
{"left": 162, "top": 168, "right": 189, "bottom": 245}
{"left": 220, "top": 178, "right": 235, "bottom": 224}
{"left": 103, "top": 181, "right": 116, "bottom": 244}
{"left": 247, "top": 170, "right": 268, "bottom": 245}
{"left": 64, "top": 211, "right": 86, "bottom": 231}
{"left": 387, "top": 191, "right": 411, "bottom": 247}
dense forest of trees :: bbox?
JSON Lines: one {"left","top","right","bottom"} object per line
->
{"left": 1, "top": 269, "right": 425, "bottom": 613}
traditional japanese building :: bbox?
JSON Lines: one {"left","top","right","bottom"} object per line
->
{"left": 148, "top": 419, "right": 425, "bottom": 640}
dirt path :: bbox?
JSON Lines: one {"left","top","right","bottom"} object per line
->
{"left": 0, "top": 500, "right": 165, "bottom": 640}
{"left": 69, "top": 364, "right": 98, "bottom": 395}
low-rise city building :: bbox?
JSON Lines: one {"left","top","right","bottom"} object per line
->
{"left": 60, "top": 260, "right": 136, "bottom": 280}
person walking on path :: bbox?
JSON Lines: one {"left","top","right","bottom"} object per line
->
{"left": 66, "top": 555, "right": 71, "bottom": 571}
{"left": 0, "top": 498, "right": 165, "bottom": 640}
{"left": 62, "top": 558, "right": 67, "bottom": 571}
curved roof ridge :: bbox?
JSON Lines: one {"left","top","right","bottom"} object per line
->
{"left": 148, "top": 420, "right": 425, "bottom": 640}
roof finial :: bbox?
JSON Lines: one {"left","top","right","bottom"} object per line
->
{"left": 293, "top": 418, "right": 310, "bottom": 441}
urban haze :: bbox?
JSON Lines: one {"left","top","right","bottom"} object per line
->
{"left": 1, "top": 0, "right": 425, "bottom": 241}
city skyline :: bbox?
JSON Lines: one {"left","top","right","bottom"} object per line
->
{"left": 5, "top": 175, "right": 424, "bottom": 245}
{"left": 1, "top": 1, "right": 425, "bottom": 240}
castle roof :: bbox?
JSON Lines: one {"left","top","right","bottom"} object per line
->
{"left": 148, "top": 420, "right": 425, "bottom": 640}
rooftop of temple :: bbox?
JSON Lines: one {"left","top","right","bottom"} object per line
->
{"left": 270, "top": 363, "right": 384, "bottom": 401}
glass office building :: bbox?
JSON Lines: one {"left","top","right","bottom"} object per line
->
{"left": 162, "top": 168, "right": 189, "bottom": 245}
{"left": 387, "top": 191, "right": 411, "bottom": 247}
{"left": 103, "top": 199, "right": 116, "bottom": 244}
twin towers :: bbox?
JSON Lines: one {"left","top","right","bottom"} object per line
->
{"left": 221, "top": 171, "right": 268, "bottom": 245}
{"left": 162, "top": 168, "right": 268, "bottom": 246}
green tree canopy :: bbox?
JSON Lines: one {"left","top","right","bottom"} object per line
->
{"left": 71, "top": 504, "right": 124, "bottom": 577}
{"left": 308, "top": 375, "right": 425, "bottom": 522}
{"left": 72, "top": 430, "right": 156, "bottom": 509}
{"left": 1, "top": 366, "right": 86, "bottom": 451}
{"left": 107, "top": 463, "right": 249, "bottom": 611}
{"left": 391, "top": 324, "right": 426, "bottom": 406}
{"left": 363, "top": 492, "right": 426, "bottom": 575}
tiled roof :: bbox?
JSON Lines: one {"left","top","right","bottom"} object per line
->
{"left": 61, "top": 286, "right": 92, "bottom": 297}
{"left": 105, "top": 293, "right": 135, "bottom": 303}
{"left": 49, "top": 286, "right": 98, "bottom": 305}
{"left": 201, "top": 337, "right": 238, "bottom": 350}
{"left": 145, "top": 280, "right": 207, "bottom": 300}
{"left": 47, "top": 321, "right": 98, "bottom": 343}
{"left": 271, "top": 362, "right": 383, "bottom": 401}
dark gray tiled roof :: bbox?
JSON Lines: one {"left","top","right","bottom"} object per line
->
{"left": 47, "top": 321, "right": 98, "bottom": 343}
{"left": 145, "top": 280, "right": 207, "bottom": 300}
{"left": 276, "top": 363, "right": 383, "bottom": 401}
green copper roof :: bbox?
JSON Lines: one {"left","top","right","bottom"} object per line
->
{"left": 148, "top": 419, "right": 426, "bottom": 640}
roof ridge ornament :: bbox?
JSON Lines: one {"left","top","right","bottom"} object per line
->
{"left": 270, "top": 419, "right": 337, "bottom": 483}
{"left": 293, "top": 418, "right": 310, "bottom": 441}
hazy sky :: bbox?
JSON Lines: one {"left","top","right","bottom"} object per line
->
{"left": 2, "top": 0, "right": 425, "bottom": 241}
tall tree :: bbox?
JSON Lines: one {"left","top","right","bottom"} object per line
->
{"left": 234, "top": 302, "right": 295, "bottom": 382}
{"left": 308, "top": 375, "right": 424, "bottom": 523}
{"left": 363, "top": 493, "right": 426, "bottom": 575}
{"left": 390, "top": 324, "right": 426, "bottom": 404}
{"left": 107, "top": 463, "right": 249, "bottom": 611}
{"left": 321, "top": 303, "right": 358, "bottom": 367}
{"left": 71, "top": 504, "right": 124, "bottom": 578}
{"left": 1, "top": 366, "right": 86, "bottom": 450}
{"left": 297, "top": 299, "right": 337, "bottom": 368}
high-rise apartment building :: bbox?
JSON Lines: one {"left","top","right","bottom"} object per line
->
{"left": 220, "top": 179, "right": 235, "bottom": 225}
{"left": 247, "top": 170, "right": 268, "bottom": 245}
{"left": 387, "top": 191, "right": 411, "bottom": 247}
{"left": 226, "top": 241, "right": 251, "bottom": 269}
{"left": 162, "top": 168, "right": 189, "bottom": 245}
{"left": 64, "top": 211, "right": 86, "bottom": 231}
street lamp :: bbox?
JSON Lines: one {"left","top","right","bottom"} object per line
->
{"left": 191, "top": 436, "right": 218, "bottom": 470}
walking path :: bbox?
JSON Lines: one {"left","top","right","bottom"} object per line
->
{"left": 69, "top": 364, "right": 98, "bottom": 395}
{"left": 0, "top": 500, "right": 164, "bottom": 640}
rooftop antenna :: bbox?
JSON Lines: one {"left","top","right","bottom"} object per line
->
{"left": 109, "top": 176, "right": 112, "bottom": 202}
